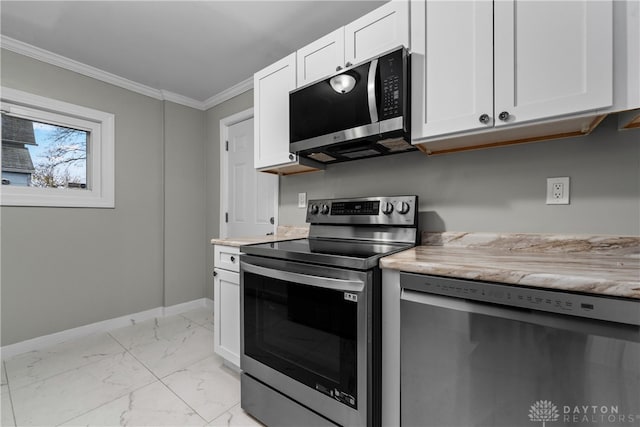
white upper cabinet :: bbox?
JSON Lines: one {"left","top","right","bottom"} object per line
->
{"left": 494, "top": 0, "right": 612, "bottom": 127}
{"left": 411, "top": 0, "right": 494, "bottom": 139}
{"left": 254, "top": 53, "right": 324, "bottom": 174}
{"left": 612, "top": 0, "right": 640, "bottom": 129}
{"left": 254, "top": 53, "right": 297, "bottom": 170}
{"left": 296, "top": 0, "right": 409, "bottom": 88}
{"left": 297, "top": 28, "right": 345, "bottom": 87}
{"left": 344, "top": 0, "right": 410, "bottom": 65}
{"left": 412, "top": 0, "right": 613, "bottom": 144}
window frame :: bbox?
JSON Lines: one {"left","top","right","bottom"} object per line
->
{"left": 1, "top": 87, "right": 115, "bottom": 208}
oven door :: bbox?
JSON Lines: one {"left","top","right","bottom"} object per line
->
{"left": 240, "top": 255, "right": 371, "bottom": 427}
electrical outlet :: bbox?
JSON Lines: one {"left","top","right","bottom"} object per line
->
{"left": 298, "top": 192, "right": 307, "bottom": 208}
{"left": 546, "top": 177, "right": 570, "bottom": 205}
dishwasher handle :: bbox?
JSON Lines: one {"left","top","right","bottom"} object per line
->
{"left": 401, "top": 288, "right": 640, "bottom": 343}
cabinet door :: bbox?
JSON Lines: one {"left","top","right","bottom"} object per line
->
{"left": 254, "top": 53, "right": 297, "bottom": 169}
{"left": 344, "top": 0, "right": 409, "bottom": 65}
{"left": 297, "top": 28, "right": 345, "bottom": 87}
{"left": 494, "top": 0, "right": 612, "bottom": 127}
{"left": 214, "top": 268, "right": 240, "bottom": 367}
{"left": 411, "top": 0, "right": 493, "bottom": 141}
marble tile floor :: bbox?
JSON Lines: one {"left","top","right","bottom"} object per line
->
{"left": 1, "top": 307, "right": 263, "bottom": 427}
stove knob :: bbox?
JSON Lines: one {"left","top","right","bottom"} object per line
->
{"left": 308, "top": 204, "right": 319, "bottom": 215}
{"left": 396, "top": 201, "right": 410, "bottom": 214}
{"left": 381, "top": 202, "right": 394, "bottom": 215}
{"left": 320, "top": 204, "right": 330, "bottom": 215}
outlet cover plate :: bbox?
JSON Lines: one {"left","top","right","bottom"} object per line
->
{"left": 298, "top": 192, "right": 307, "bottom": 208}
{"left": 546, "top": 177, "right": 570, "bottom": 205}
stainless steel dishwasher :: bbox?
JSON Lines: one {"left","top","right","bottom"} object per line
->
{"left": 400, "top": 273, "right": 640, "bottom": 427}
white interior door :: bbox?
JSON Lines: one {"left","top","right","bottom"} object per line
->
{"left": 223, "top": 116, "right": 278, "bottom": 237}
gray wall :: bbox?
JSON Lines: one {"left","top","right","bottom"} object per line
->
{"left": 280, "top": 116, "right": 640, "bottom": 235}
{"left": 204, "top": 91, "right": 253, "bottom": 300}
{"left": 1, "top": 50, "right": 207, "bottom": 345}
{"left": 163, "top": 101, "right": 207, "bottom": 306}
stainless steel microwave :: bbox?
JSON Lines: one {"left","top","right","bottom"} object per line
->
{"left": 290, "top": 47, "right": 414, "bottom": 164}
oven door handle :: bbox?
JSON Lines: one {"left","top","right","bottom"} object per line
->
{"left": 242, "top": 262, "right": 365, "bottom": 293}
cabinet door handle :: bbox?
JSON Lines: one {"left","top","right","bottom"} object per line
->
{"left": 213, "top": 271, "right": 217, "bottom": 277}
{"left": 479, "top": 114, "right": 490, "bottom": 124}
{"left": 288, "top": 153, "right": 295, "bottom": 161}
{"left": 345, "top": 62, "right": 352, "bottom": 68}
{"left": 230, "top": 256, "right": 236, "bottom": 263}
{"left": 336, "top": 65, "right": 343, "bottom": 72}
{"left": 498, "top": 111, "right": 510, "bottom": 121}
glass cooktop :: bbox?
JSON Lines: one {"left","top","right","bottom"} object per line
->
{"left": 241, "top": 238, "right": 413, "bottom": 270}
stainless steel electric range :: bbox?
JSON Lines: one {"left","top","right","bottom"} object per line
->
{"left": 239, "top": 195, "right": 418, "bottom": 427}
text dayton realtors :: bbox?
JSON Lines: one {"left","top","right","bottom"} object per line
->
{"left": 563, "top": 405, "right": 638, "bottom": 424}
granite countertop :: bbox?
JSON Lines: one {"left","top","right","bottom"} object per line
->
{"left": 210, "top": 225, "right": 309, "bottom": 247}
{"left": 380, "top": 232, "right": 640, "bottom": 299}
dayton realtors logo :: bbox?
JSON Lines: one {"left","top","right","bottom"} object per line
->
{"left": 529, "top": 400, "right": 560, "bottom": 426}
{"left": 529, "top": 400, "right": 640, "bottom": 425}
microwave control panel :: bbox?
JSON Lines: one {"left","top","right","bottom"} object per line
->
{"left": 379, "top": 48, "right": 405, "bottom": 120}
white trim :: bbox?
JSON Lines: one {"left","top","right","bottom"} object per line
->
{"left": 1, "top": 35, "right": 253, "bottom": 111}
{"left": 203, "top": 78, "right": 254, "bottom": 110}
{"left": 162, "top": 297, "right": 211, "bottom": 317}
{"left": 1, "top": 35, "right": 162, "bottom": 101}
{"left": 219, "top": 107, "right": 255, "bottom": 238}
{"left": 160, "top": 90, "right": 208, "bottom": 111}
{"left": 0, "top": 298, "right": 213, "bottom": 359}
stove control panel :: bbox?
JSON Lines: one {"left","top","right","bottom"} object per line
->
{"left": 306, "top": 195, "right": 418, "bottom": 225}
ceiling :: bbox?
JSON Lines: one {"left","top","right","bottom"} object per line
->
{"left": 0, "top": 1, "right": 386, "bottom": 108}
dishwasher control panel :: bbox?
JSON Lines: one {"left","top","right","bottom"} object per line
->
{"left": 400, "top": 273, "right": 640, "bottom": 326}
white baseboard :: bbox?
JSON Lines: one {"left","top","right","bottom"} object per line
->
{"left": 162, "top": 297, "right": 211, "bottom": 317}
{"left": 1, "top": 298, "right": 214, "bottom": 360}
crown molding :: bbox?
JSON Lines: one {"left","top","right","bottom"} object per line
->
{"left": 160, "top": 90, "right": 207, "bottom": 110}
{"left": 1, "top": 35, "right": 167, "bottom": 100}
{"left": 203, "top": 77, "right": 253, "bottom": 110}
{"left": 0, "top": 35, "right": 252, "bottom": 111}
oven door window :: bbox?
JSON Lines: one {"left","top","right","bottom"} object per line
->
{"left": 244, "top": 271, "right": 358, "bottom": 408}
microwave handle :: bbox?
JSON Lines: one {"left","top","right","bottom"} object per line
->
{"left": 241, "top": 261, "right": 365, "bottom": 293}
{"left": 367, "top": 58, "right": 379, "bottom": 123}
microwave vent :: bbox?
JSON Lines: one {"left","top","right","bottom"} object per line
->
{"left": 341, "top": 149, "right": 380, "bottom": 159}
{"left": 377, "top": 137, "right": 413, "bottom": 152}
{"left": 308, "top": 152, "right": 337, "bottom": 163}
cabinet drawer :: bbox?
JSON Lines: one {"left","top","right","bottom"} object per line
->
{"left": 214, "top": 245, "right": 240, "bottom": 272}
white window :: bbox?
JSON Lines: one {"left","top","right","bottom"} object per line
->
{"left": 1, "top": 87, "right": 114, "bottom": 207}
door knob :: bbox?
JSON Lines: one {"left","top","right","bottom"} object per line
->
{"left": 479, "top": 114, "right": 490, "bottom": 124}
{"left": 498, "top": 111, "right": 510, "bottom": 121}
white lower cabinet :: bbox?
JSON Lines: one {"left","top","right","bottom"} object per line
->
{"left": 213, "top": 245, "right": 240, "bottom": 368}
